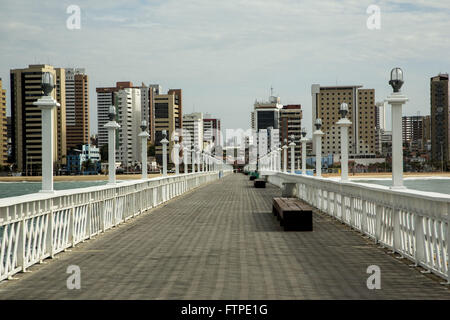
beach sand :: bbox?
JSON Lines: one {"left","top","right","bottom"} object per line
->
{"left": 322, "top": 172, "right": 450, "bottom": 179}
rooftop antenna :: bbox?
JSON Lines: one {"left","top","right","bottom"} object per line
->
{"left": 270, "top": 85, "right": 274, "bottom": 97}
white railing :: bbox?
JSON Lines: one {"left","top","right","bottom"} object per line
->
{"left": 266, "top": 172, "right": 450, "bottom": 282}
{"left": 0, "top": 171, "right": 230, "bottom": 282}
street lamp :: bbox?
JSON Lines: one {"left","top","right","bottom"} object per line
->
{"left": 386, "top": 67, "right": 408, "bottom": 189}
{"left": 301, "top": 127, "right": 307, "bottom": 175}
{"left": 33, "top": 72, "right": 60, "bottom": 193}
{"left": 139, "top": 120, "right": 150, "bottom": 180}
{"left": 161, "top": 130, "right": 169, "bottom": 177}
{"left": 282, "top": 138, "right": 288, "bottom": 172}
{"left": 289, "top": 134, "right": 296, "bottom": 174}
{"left": 183, "top": 140, "right": 188, "bottom": 174}
{"left": 191, "top": 145, "right": 196, "bottom": 173}
{"left": 337, "top": 102, "right": 352, "bottom": 182}
{"left": 314, "top": 118, "right": 324, "bottom": 177}
{"left": 173, "top": 134, "right": 180, "bottom": 175}
{"left": 104, "top": 106, "right": 120, "bottom": 185}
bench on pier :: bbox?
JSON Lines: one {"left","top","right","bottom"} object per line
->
{"left": 254, "top": 179, "right": 266, "bottom": 188}
{"left": 272, "top": 198, "right": 313, "bottom": 231}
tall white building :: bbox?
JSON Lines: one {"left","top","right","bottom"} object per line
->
{"left": 203, "top": 113, "right": 221, "bottom": 147}
{"left": 115, "top": 88, "right": 142, "bottom": 166}
{"left": 183, "top": 112, "right": 204, "bottom": 151}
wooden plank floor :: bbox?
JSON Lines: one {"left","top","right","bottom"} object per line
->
{"left": 0, "top": 173, "right": 449, "bottom": 299}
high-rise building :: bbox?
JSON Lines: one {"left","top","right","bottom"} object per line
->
{"left": 96, "top": 81, "right": 134, "bottom": 148}
{"left": 183, "top": 112, "right": 204, "bottom": 151}
{"left": 279, "top": 105, "right": 302, "bottom": 169}
{"left": 251, "top": 95, "right": 282, "bottom": 131}
{"left": 402, "top": 115, "right": 424, "bottom": 152}
{"left": 10, "top": 64, "right": 67, "bottom": 174}
{"left": 203, "top": 113, "right": 221, "bottom": 147}
{"left": 152, "top": 89, "right": 182, "bottom": 165}
{"left": 0, "top": 78, "right": 7, "bottom": 165}
{"left": 311, "top": 84, "right": 376, "bottom": 157}
{"left": 114, "top": 87, "right": 142, "bottom": 166}
{"left": 430, "top": 74, "right": 450, "bottom": 169}
{"left": 65, "top": 68, "right": 89, "bottom": 150}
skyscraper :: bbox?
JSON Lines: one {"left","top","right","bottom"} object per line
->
{"left": 65, "top": 68, "right": 89, "bottom": 150}
{"left": 10, "top": 64, "right": 67, "bottom": 174}
{"left": 430, "top": 74, "right": 450, "bottom": 169}
{"left": 96, "top": 81, "right": 133, "bottom": 148}
{"left": 279, "top": 104, "right": 302, "bottom": 169}
{"left": 114, "top": 87, "right": 142, "bottom": 166}
{"left": 0, "top": 78, "right": 7, "bottom": 166}
{"left": 251, "top": 95, "right": 282, "bottom": 131}
{"left": 311, "top": 84, "right": 376, "bottom": 157}
{"left": 203, "top": 113, "right": 221, "bottom": 146}
{"left": 152, "top": 89, "right": 183, "bottom": 165}
{"left": 183, "top": 112, "right": 204, "bottom": 151}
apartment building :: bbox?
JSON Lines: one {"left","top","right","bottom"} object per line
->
{"left": 152, "top": 89, "right": 182, "bottom": 165}
{"left": 0, "top": 78, "right": 7, "bottom": 165}
{"left": 430, "top": 74, "right": 450, "bottom": 169}
{"left": 279, "top": 104, "right": 302, "bottom": 169}
{"left": 311, "top": 84, "right": 376, "bottom": 157}
{"left": 65, "top": 68, "right": 89, "bottom": 150}
{"left": 10, "top": 64, "right": 67, "bottom": 174}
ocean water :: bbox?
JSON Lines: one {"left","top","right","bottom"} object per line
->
{"left": 354, "top": 178, "right": 450, "bottom": 195}
{"left": 0, "top": 180, "right": 111, "bottom": 200}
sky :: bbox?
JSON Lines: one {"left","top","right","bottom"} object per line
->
{"left": 1, "top": 0, "right": 450, "bottom": 138}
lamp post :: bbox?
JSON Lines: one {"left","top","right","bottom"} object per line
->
{"left": 196, "top": 148, "right": 201, "bottom": 173}
{"left": 282, "top": 139, "right": 288, "bottom": 173}
{"left": 173, "top": 135, "right": 180, "bottom": 175}
{"left": 161, "top": 130, "right": 169, "bottom": 177}
{"left": 289, "top": 134, "right": 296, "bottom": 174}
{"left": 191, "top": 146, "right": 196, "bottom": 173}
{"left": 183, "top": 141, "right": 188, "bottom": 174}
{"left": 104, "top": 106, "right": 120, "bottom": 185}
{"left": 301, "top": 127, "right": 307, "bottom": 175}
{"left": 139, "top": 120, "right": 150, "bottom": 180}
{"left": 277, "top": 147, "right": 282, "bottom": 172}
{"left": 337, "top": 103, "right": 352, "bottom": 182}
{"left": 386, "top": 67, "right": 408, "bottom": 189}
{"left": 314, "top": 118, "right": 324, "bottom": 177}
{"left": 33, "top": 72, "right": 60, "bottom": 193}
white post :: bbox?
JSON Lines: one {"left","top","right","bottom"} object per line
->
{"left": 314, "top": 130, "right": 324, "bottom": 177}
{"left": 337, "top": 118, "right": 351, "bottom": 182}
{"left": 174, "top": 141, "right": 180, "bottom": 175}
{"left": 289, "top": 141, "right": 296, "bottom": 174}
{"left": 197, "top": 150, "right": 201, "bottom": 173}
{"left": 191, "top": 148, "right": 196, "bottom": 173}
{"left": 277, "top": 148, "right": 282, "bottom": 172}
{"left": 34, "top": 96, "right": 60, "bottom": 193}
{"left": 301, "top": 137, "right": 307, "bottom": 175}
{"left": 387, "top": 93, "right": 408, "bottom": 189}
{"left": 161, "top": 135, "right": 169, "bottom": 177}
{"left": 139, "top": 130, "right": 149, "bottom": 180}
{"left": 105, "top": 121, "right": 120, "bottom": 185}
{"left": 282, "top": 145, "right": 288, "bottom": 173}
{"left": 183, "top": 145, "right": 188, "bottom": 174}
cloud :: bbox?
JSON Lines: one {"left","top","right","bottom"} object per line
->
{"left": 0, "top": 0, "right": 449, "bottom": 135}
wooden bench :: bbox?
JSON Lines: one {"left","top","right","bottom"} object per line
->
{"left": 254, "top": 179, "right": 266, "bottom": 188}
{"left": 272, "top": 197, "right": 313, "bottom": 231}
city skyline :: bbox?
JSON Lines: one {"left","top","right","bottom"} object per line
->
{"left": 2, "top": 1, "right": 450, "bottom": 136}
